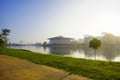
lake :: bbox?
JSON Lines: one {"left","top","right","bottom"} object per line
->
{"left": 9, "top": 45, "right": 120, "bottom": 62}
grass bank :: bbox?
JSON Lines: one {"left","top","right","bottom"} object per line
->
{"left": 0, "top": 48, "right": 120, "bottom": 80}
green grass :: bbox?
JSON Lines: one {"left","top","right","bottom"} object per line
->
{"left": 0, "top": 48, "right": 120, "bottom": 80}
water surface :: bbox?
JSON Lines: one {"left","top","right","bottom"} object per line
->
{"left": 10, "top": 46, "right": 120, "bottom": 62}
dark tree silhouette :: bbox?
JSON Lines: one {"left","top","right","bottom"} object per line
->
{"left": 2, "top": 29, "right": 10, "bottom": 36}
{"left": 89, "top": 38, "right": 101, "bottom": 60}
{"left": 0, "top": 34, "right": 5, "bottom": 48}
{"left": 1, "top": 28, "right": 10, "bottom": 52}
{"left": 43, "top": 41, "right": 47, "bottom": 46}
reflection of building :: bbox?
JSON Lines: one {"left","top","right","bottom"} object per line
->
{"left": 101, "top": 46, "right": 120, "bottom": 61}
{"left": 116, "top": 36, "right": 120, "bottom": 44}
{"left": 49, "top": 47, "right": 71, "bottom": 55}
{"left": 48, "top": 36, "right": 73, "bottom": 44}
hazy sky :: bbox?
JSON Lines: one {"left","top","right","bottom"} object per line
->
{"left": 1, "top": 0, "right": 120, "bottom": 43}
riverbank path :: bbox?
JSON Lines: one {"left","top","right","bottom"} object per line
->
{"left": 0, "top": 55, "right": 92, "bottom": 80}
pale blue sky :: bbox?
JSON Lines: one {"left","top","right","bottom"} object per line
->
{"left": 1, "top": 0, "right": 120, "bottom": 43}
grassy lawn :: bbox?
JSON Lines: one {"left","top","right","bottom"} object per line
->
{"left": 0, "top": 48, "right": 120, "bottom": 80}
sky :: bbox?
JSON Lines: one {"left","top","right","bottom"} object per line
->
{"left": 1, "top": 0, "right": 120, "bottom": 43}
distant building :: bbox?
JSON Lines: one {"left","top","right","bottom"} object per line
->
{"left": 84, "top": 35, "right": 93, "bottom": 44}
{"left": 102, "top": 33, "right": 116, "bottom": 45}
{"left": 48, "top": 36, "right": 73, "bottom": 44}
{"left": 35, "top": 43, "right": 42, "bottom": 46}
{"left": 78, "top": 38, "right": 84, "bottom": 44}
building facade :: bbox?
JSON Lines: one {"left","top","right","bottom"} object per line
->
{"left": 84, "top": 35, "right": 93, "bottom": 44}
{"left": 48, "top": 36, "right": 73, "bottom": 44}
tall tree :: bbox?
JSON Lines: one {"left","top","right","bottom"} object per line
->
{"left": 89, "top": 38, "right": 101, "bottom": 60}
{"left": 1, "top": 28, "right": 10, "bottom": 52}
{"left": 0, "top": 34, "right": 5, "bottom": 48}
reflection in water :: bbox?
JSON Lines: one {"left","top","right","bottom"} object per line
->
{"left": 49, "top": 47, "right": 71, "bottom": 55}
{"left": 101, "top": 46, "right": 120, "bottom": 61}
{"left": 10, "top": 45, "right": 120, "bottom": 62}
{"left": 84, "top": 46, "right": 120, "bottom": 61}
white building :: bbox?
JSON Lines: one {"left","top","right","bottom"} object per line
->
{"left": 78, "top": 38, "right": 84, "bottom": 44}
{"left": 84, "top": 35, "right": 93, "bottom": 44}
{"left": 48, "top": 36, "right": 73, "bottom": 44}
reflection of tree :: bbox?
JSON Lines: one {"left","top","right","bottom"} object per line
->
{"left": 84, "top": 46, "right": 120, "bottom": 61}
{"left": 43, "top": 46, "right": 47, "bottom": 51}
{"left": 35, "top": 46, "right": 42, "bottom": 50}
{"left": 84, "top": 47, "right": 95, "bottom": 58}
{"left": 102, "top": 46, "right": 119, "bottom": 61}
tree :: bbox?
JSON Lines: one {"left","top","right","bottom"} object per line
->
{"left": 89, "top": 38, "right": 101, "bottom": 60}
{"left": 43, "top": 41, "right": 47, "bottom": 46}
{"left": 0, "top": 34, "right": 5, "bottom": 48}
{"left": 2, "top": 29, "right": 10, "bottom": 36}
{"left": 1, "top": 28, "right": 10, "bottom": 52}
